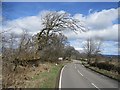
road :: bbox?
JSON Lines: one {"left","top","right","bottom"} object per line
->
{"left": 60, "top": 60, "right": 119, "bottom": 89}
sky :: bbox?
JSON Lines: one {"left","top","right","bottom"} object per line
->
{"left": 2, "top": 2, "right": 120, "bottom": 55}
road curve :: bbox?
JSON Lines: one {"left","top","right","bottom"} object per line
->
{"left": 60, "top": 60, "right": 119, "bottom": 89}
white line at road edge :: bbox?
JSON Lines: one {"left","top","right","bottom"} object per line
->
{"left": 59, "top": 65, "right": 67, "bottom": 89}
{"left": 91, "top": 83, "right": 100, "bottom": 90}
{"left": 77, "top": 70, "right": 84, "bottom": 76}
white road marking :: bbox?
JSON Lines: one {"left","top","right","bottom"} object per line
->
{"left": 59, "top": 65, "right": 67, "bottom": 89}
{"left": 91, "top": 83, "right": 100, "bottom": 90}
{"left": 75, "top": 66, "right": 76, "bottom": 69}
{"left": 77, "top": 70, "right": 84, "bottom": 76}
{"left": 74, "top": 64, "right": 77, "bottom": 69}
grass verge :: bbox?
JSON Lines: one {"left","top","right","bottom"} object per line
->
{"left": 31, "top": 62, "right": 64, "bottom": 88}
{"left": 88, "top": 66, "right": 120, "bottom": 81}
{"left": 81, "top": 61, "right": 120, "bottom": 82}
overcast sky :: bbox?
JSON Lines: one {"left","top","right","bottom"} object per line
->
{"left": 2, "top": 2, "right": 120, "bottom": 55}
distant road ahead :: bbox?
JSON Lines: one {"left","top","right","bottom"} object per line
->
{"left": 60, "top": 60, "right": 119, "bottom": 89}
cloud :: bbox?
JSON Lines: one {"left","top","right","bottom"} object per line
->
{"left": 3, "top": 15, "right": 43, "bottom": 35}
{"left": 102, "top": 41, "right": 118, "bottom": 55}
{"left": 74, "top": 8, "right": 119, "bottom": 30}
{"left": 88, "top": 9, "right": 93, "bottom": 14}
{"left": 86, "top": 8, "right": 118, "bottom": 30}
{"left": 65, "top": 8, "right": 119, "bottom": 41}
{"left": 64, "top": 24, "right": 118, "bottom": 41}
{"left": 0, "top": 15, "right": 2, "bottom": 32}
{"left": 3, "top": 10, "right": 70, "bottom": 35}
{"left": 3, "top": 8, "right": 119, "bottom": 41}
{"left": 83, "top": 24, "right": 118, "bottom": 41}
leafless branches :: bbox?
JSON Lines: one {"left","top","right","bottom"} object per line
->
{"left": 37, "top": 11, "right": 86, "bottom": 50}
{"left": 83, "top": 37, "right": 103, "bottom": 64}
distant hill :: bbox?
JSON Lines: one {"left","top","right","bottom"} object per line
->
{"left": 103, "top": 54, "right": 119, "bottom": 58}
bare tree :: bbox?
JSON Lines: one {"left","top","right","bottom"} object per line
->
{"left": 83, "top": 37, "right": 103, "bottom": 64}
{"left": 37, "top": 11, "right": 85, "bottom": 50}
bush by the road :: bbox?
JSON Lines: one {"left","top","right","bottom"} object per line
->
{"left": 90, "top": 62, "right": 120, "bottom": 74}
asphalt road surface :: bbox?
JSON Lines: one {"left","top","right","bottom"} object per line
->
{"left": 60, "top": 60, "right": 119, "bottom": 89}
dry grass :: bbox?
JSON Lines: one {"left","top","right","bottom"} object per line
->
{"left": 3, "top": 62, "right": 52, "bottom": 88}
{"left": 2, "top": 61, "right": 64, "bottom": 88}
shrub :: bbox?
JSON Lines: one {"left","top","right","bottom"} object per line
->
{"left": 90, "top": 62, "right": 111, "bottom": 71}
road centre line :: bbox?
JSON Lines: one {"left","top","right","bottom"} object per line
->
{"left": 74, "top": 64, "right": 77, "bottom": 69}
{"left": 82, "top": 65, "right": 84, "bottom": 67}
{"left": 77, "top": 70, "right": 84, "bottom": 76}
{"left": 77, "top": 68, "right": 100, "bottom": 90}
{"left": 91, "top": 83, "right": 100, "bottom": 90}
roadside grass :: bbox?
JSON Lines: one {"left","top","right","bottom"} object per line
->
{"left": 3, "top": 60, "right": 66, "bottom": 88}
{"left": 31, "top": 62, "right": 64, "bottom": 88}
{"left": 81, "top": 60, "right": 120, "bottom": 81}
{"left": 89, "top": 66, "right": 120, "bottom": 81}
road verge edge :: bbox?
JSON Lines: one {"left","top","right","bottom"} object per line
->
{"left": 58, "top": 65, "right": 66, "bottom": 88}
{"left": 82, "top": 64, "right": 120, "bottom": 82}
